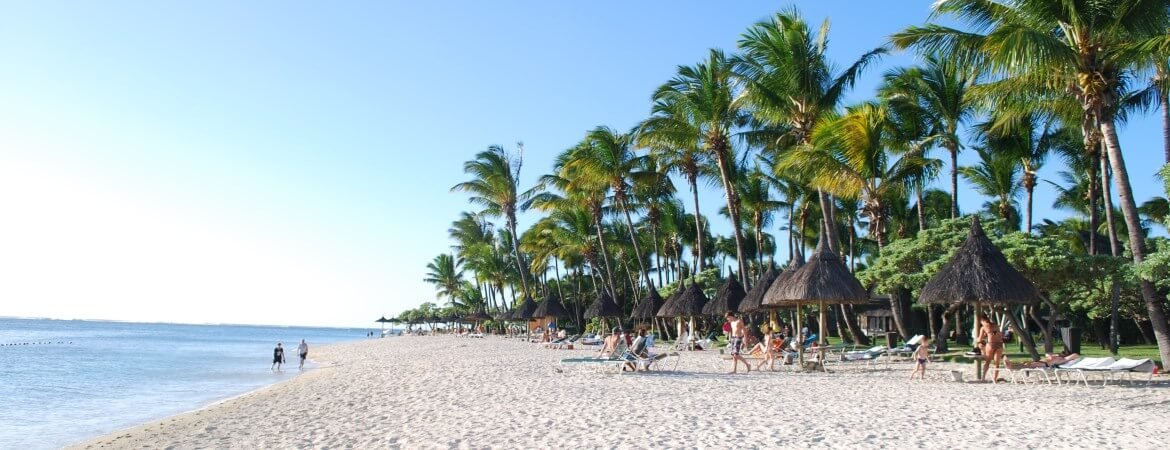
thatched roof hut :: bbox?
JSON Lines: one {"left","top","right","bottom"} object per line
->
{"left": 532, "top": 292, "right": 570, "bottom": 318}
{"left": 630, "top": 284, "right": 665, "bottom": 320}
{"left": 766, "top": 230, "right": 867, "bottom": 306}
{"left": 658, "top": 280, "right": 709, "bottom": 318}
{"left": 514, "top": 296, "right": 538, "bottom": 320}
{"left": 584, "top": 291, "right": 622, "bottom": 319}
{"left": 919, "top": 216, "right": 1040, "bottom": 306}
{"left": 702, "top": 275, "right": 746, "bottom": 316}
{"left": 761, "top": 254, "right": 805, "bottom": 308}
{"left": 655, "top": 282, "right": 684, "bottom": 318}
{"left": 493, "top": 310, "right": 514, "bottom": 322}
{"left": 739, "top": 266, "right": 778, "bottom": 313}
{"left": 463, "top": 308, "right": 491, "bottom": 322}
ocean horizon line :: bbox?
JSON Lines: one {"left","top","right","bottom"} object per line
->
{"left": 0, "top": 315, "right": 379, "bottom": 330}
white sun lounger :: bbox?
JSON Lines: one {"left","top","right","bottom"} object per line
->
{"left": 1007, "top": 357, "right": 1083, "bottom": 385}
{"left": 1107, "top": 358, "right": 1157, "bottom": 386}
{"left": 1054, "top": 357, "right": 1116, "bottom": 386}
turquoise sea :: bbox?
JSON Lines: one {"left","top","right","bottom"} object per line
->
{"left": 0, "top": 318, "right": 371, "bottom": 449}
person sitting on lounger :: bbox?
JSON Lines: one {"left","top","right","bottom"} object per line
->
{"left": 598, "top": 329, "right": 620, "bottom": 359}
{"left": 1013, "top": 352, "right": 1081, "bottom": 368}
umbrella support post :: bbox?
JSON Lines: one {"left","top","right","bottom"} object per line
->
{"left": 796, "top": 304, "right": 804, "bottom": 366}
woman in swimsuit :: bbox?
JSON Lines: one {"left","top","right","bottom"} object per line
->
{"left": 976, "top": 316, "right": 1005, "bottom": 381}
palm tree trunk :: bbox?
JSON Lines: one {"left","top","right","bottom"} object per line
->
{"left": 506, "top": 216, "right": 531, "bottom": 297}
{"left": 1004, "top": 306, "right": 1039, "bottom": 361}
{"left": 1101, "top": 120, "right": 1170, "bottom": 366}
{"left": 617, "top": 196, "right": 651, "bottom": 291}
{"left": 817, "top": 189, "right": 839, "bottom": 252}
{"left": 1100, "top": 148, "right": 1121, "bottom": 355}
{"left": 652, "top": 222, "right": 663, "bottom": 288}
{"left": 1159, "top": 65, "right": 1170, "bottom": 164}
{"left": 1024, "top": 184, "right": 1034, "bottom": 234}
{"left": 553, "top": 258, "right": 565, "bottom": 302}
{"left": 688, "top": 172, "right": 704, "bottom": 275}
{"left": 948, "top": 145, "right": 959, "bottom": 219}
{"left": 787, "top": 204, "right": 795, "bottom": 261}
{"left": 916, "top": 184, "right": 927, "bottom": 232}
{"left": 754, "top": 212, "right": 764, "bottom": 279}
{"left": 592, "top": 212, "right": 618, "bottom": 298}
{"left": 706, "top": 142, "right": 744, "bottom": 284}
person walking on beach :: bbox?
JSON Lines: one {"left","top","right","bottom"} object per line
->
{"left": 726, "top": 312, "right": 750, "bottom": 374}
{"left": 909, "top": 337, "right": 930, "bottom": 380}
{"left": 976, "top": 316, "right": 1005, "bottom": 382}
{"left": 297, "top": 339, "right": 309, "bottom": 370}
{"left": 272, "top": 342, "right": 286, "bottom": 371}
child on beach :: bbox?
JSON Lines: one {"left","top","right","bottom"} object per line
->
{"left": 909, "top": 338, "right": 930, "bottom": 380}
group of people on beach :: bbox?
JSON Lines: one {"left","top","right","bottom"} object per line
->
{"left": 271, "top": 339, "right": 309, "bottom": 371}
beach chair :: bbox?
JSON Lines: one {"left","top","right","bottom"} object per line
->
{"left": 560, "top": 340, "right": 631, "bottom": 372}
{"left": 886, "top": 335, "right": 924, "bottom": 361}
{"left": 547, "top": 334, "right": 581, "bottom": 349}
{"left": 1107, "top": 358, "right": 1157, "bottom": 386}
{"left": 1054, "top": 357, "right": 1116, "bottom": 386}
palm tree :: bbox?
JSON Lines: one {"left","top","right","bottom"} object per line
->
{"left": 877, "top": 55, "right": 976, "bottom": 220}
{"left": 451, "top": 145, "right": 537, "bottom": 298}
{"left": 734, "top": 166, "right": 785, "bottom": 275}
{"left": 531, "top": 157, "right": 619, "bottom": 300}
{"left": 638, "top": 98, "right": 709, "bottom": 276}
{"left": 734, "top": 8, "right": 886, "bottom": 250}
{"left": 960, "top": 146, "right": 1023, "bottom": 232}
{"left": 780, "top": 101, "right": 930, "bottom": 339}
{"left": 561, "top": 126, "right": 653, "bottom": 289}
{"left": 892, "top": 0, "right": 1170, "bottom": 374}
{"left": 424, "top": 253, "right": 464, "bottom": 305}
{"left": 632, "top": 156, "right": 678, "bottom": 287}
{"left": 652, "top": 49, "right": 752, "bottom": 286}
{"left": 781, "top": 102, "right": 931, "bottom": 249}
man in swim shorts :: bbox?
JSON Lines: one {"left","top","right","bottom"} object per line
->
{"left": 727, "top": 312, "right": 750, "bottom": 374}
{"left": 272, "top": 342, "right": 285, "bottom": 371}
{"left": 297, "top": 339, "right": 309, "bottom": 370}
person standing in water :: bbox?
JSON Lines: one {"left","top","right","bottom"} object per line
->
{"left": 297, "top": 339, "right": 309, "bottom": 370}
{"left": 272, "top": 342, "right": 285, "bottom": 371}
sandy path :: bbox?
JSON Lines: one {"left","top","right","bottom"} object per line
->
{"left": 72, "top": 336, "right": 1170, "bottom": 449}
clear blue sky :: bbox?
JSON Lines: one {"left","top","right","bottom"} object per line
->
{"left": 0, "top": 2, "right": 1163, "bottom": 327}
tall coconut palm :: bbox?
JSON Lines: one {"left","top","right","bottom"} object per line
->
{"left": 960, "top": 146, "right": 1023, "bottom": 232}
{"left": 561, "top": 126, "right": 653, "bottom": 289}
{"left": 651, "top": 49, "right": 752, "bottom": 286}
{"left": 632, "top": 156, "right": 678, "bottom": 286}
{"left": 877, "top": 55, "right": 976, "bottom": 219}
{"left": 451, "top": 145, "right": 537, "bottom": 298}
{"left": 531, "top": 157, "right": 619, "bottom": 300}
{"left": 780, "top": 101, "right": 931, "bottom": 339}
{"left": 734, "top": 8, "right": 886, "bottom": 250}
{"left": 424, "top": 253, "right": 464, "bottom": 305}
{"left": 734, "top": 166, "right": 785, "bottom": 275}
{"left": 894, "top": 0, "right": 1170, "bottom": 364}
{"left": 638, "top": 99, "right": 709, "bottom": 276}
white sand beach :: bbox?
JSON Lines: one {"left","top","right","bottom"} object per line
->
{"left": 74, "top": 336, "right": 1169, "bottom": 449}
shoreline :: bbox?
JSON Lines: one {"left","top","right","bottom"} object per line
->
{"left": 73, "top": 336, "right": 1170, "bottom": 449}
{"left": 66, "top": 340, "right": 356, "bottom": 449}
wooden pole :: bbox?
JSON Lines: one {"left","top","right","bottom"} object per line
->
{"left": 796, "top": 303, "right": 804, "bottom": 365}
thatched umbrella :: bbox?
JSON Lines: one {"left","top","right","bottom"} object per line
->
{"left": 920, "top": 216, "right": 1041, "bottom": 380}
{"left": 464, "top": 307, "right": 491, "bottom": 332}
{"left": 630, "top": 283, "right": 665, "bottom": 336}
{"left": 761, "top": 254, "right": 805, "bottom": 333}
{"left": 514, "top": 296, "right": 539, "bottom": 336}
{"left": 767, "top": 226, "right": 867, "bottom": 365}
{"left": 630, "top": 284, "right": 665, "bottom": 322}
{"left": 739, "top": 265, "right": 779, "bottom": 313}
{"left": 584, "top": 291, "right": 622, "bottom": 333}
{"left": 533, "top": 292, "right": 570, "bottom": 330}
{"left": 703, "top": 275, "right": 746, "bottom": 316}
{"left": 375, "top": 316, "right": 392, "bottom": 335}
{"left": 658, "top": 280, "right": 709, "bottom": 347}
{"left": 656, "top": 281, "right": 686, "bottom": 341}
